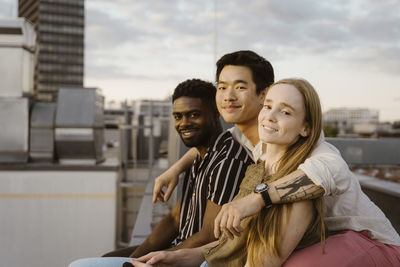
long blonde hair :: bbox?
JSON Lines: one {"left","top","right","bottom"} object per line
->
{"left": 246, "top": 78, "right": 326, "bottom": 266}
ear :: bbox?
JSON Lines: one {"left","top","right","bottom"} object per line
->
{"left": 300, "top": 123, "right": 310, "bottom": 137}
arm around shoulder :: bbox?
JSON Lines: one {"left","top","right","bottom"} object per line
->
{"left": 298, "top": 141, "right": 351, "bottom": 196}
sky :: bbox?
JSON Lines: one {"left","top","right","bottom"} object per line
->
{"left": 1, "top": 0, "right": 400, "bottom": 122}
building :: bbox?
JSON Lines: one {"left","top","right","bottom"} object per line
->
{"left": 323, "top": 108, "right": 379, "bottom": 135}
{"left": 18, "top": 0, "right": 84, "bottom": 101}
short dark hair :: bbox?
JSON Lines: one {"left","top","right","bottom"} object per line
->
{"left": 172, "top": 79, "right": 218, "bottom": 115}
{"left": 216, "top": 50, "right": 274, "bottom": 95}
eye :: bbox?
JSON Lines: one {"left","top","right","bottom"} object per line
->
{"left": 190, "top": 112, "right": 201, "bottom": 119}
{"left": 173, "top": 114, "right": 182, "bottom": 121}
{"left": 263, "top": 104, "right": 271, "bottom": 109}
{"left": 236, "top": 85, "right": 247, "bottom": 90}
{"left": 282, "top": 110, "right": 291, "bottom": 116}
{"left": 217, "top": 86, "right": 226, "bottom": 90}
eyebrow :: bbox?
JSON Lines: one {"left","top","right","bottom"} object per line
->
{"left": 172, "top": 109, "right": 202, "bottom": 115}
{"left": 264, "top": 99, "right": 296, "bottom": 111}
{"left": 218, "top": 79, "right": 249, "bottom": 85}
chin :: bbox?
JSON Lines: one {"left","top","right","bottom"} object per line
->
{"left": 221, "top": 116, "right": 237, "bottom": 124}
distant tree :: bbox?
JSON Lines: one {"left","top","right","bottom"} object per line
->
{"left": 323, "top": 124, "right": 339, "bottom": 137}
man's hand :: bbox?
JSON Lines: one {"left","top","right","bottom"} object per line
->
{"left": 214, "top": 193, "right": 265, "bottom": 239}
{"left": 130, "top": 259, "right": 152, "bottom": 267}
{"left": 133, "top": 248, "right": 205, "bottom": 267}
{"left": 153, "top": 148, "right": 198, "bottom": 203}
{"left": 152, "top": 170, "right": 179, "bottom": 203}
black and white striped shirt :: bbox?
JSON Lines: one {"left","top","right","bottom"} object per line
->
{"left": 172, "top": 131, "right": 253, "bottom": 246}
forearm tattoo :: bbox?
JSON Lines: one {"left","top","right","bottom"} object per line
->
{"left": 274, "top": 175, "right": 324, "bottom": 203}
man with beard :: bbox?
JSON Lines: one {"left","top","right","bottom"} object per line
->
{"left": 103, "top": 79, "right": 253, "bottom": 259}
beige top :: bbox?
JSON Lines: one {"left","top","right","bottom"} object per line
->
{"left": 204, "top": 162, "right": 322, "bottom": 267}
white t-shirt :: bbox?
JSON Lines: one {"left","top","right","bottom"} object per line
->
{"left": 229, "top": 126, "right": 400, "bottom": 246}
{"left": 227, "top": 125, "right": 265, "bottom": 162}
{"left": 299, "top": 141, "right": 400, "bottom": 246}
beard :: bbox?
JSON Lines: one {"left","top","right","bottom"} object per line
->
{"left": 179, "top": 127, "right": 212, "bottom": 148}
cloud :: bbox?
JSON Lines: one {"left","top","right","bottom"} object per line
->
{"left": 0, "top": 0, "right": 16, "bottom": 18}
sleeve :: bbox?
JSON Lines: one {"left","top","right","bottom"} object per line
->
{"left": 207, "top": 157, "right": 249, "bottom": 206}
{"left": 298, "top": 141, "right": 352, "bottom": 196}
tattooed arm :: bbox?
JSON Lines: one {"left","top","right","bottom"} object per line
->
{"left": 214, "top": 169, "right": 324, "bottom": 239}
{"left": 268, "top": 169, "right": 324, "bottom": 204}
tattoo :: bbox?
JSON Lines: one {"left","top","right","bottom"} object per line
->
{"left": 274, "top": 175, "right": 324, "bottom": 203}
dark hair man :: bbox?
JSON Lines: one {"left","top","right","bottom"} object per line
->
{"left": 103, "top": 79, "right": 253, "bottom": 258}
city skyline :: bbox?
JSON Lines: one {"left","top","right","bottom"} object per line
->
{"left": 1, "top": 0, "right": 399, "bottom": 122}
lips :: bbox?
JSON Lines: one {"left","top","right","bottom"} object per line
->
{"left": 261, "top": 124, "right": 278, "bottom": 133}
{"left": 179, "top": 128, "right": 199, "bottom": 138}
{"left": 222, "top": 105, "right": 241, "bottom": 112}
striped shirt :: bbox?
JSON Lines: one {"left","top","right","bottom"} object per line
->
{"left": 172, "top": 131, "right": 253, "bottom": 246}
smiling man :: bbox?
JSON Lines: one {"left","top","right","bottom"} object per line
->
{"left": 102, "top": 79, "right": 253, "bottom": 259}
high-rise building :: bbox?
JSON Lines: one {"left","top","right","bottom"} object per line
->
{"left": 18, "top": 0, "right": 84, "bottom": 101}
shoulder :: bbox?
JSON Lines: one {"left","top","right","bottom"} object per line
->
{"left": 212, "top": 131, "right": 252, "bottom": 162}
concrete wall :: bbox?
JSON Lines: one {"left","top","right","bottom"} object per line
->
{"left": 0, "top": 167, "right": 118, "bottom": 267}
{"left": 357, "top": 174, "right": 400, "bottom": 234}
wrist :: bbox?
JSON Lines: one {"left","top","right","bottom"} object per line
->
{"left": 250, "top": 192, "right": 265, "bottom": 209}
{"left": 253, "top": 183, "right": 273, "bottom": 208}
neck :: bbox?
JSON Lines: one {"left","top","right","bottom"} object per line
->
{"left": 197, "top": 129, "right": 222, "bottom": 159}
{"left": 237, "top": 118, "right": 260, "bottom": 146}
{"left": 197, "top": 146, "right": 208, "bottom": 159}
{"left": 264, "top": 144, "right": 286, "bottom": 174}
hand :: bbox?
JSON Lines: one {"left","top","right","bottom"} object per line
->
{"left": 130, "top": 259, "right": 152, "bottom": 267}
{"left": 131, "top": 259, "right": 153, "bottom": 267}
{"left": 152, "top": 170, "right": 179, "bottom": 203}
{"left": 214, "top": 193, "right": 265, "bottom": 239}
{"left": 135, "top": 248, "right": 204, "bottom": 267}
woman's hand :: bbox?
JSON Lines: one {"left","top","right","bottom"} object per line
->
{"left": 214, "top": 193, "right": 265, "bottom": 239}
{"left": 152, "top": 170, "right": 179, "bottom": 203}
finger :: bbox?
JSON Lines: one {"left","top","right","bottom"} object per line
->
{"left": 157, "top": 195, "right": 164, "bottom": 203}
{"left": 226, "top": 212, "right": 233, "bottom": 232}
{"left": 152, "top": 182, "right": 162, "bottom": 203}
{"left": 218, "top": 213, "right": 229, "bottom": 237}
{"left": 131, "top": 259, "right": 150, "bottom": 267}
{"left": 146, "top": 251, "right": 169, "bottom": 265}
{"left": 136, "top": 252, "right": 157, "bottom": 262}
{"left": 232, "top": 215, "right": 243, "bottom": 234}
{"left": 226, "top": 214, "right": 241, "bottom": 237}
{"left": 157, "top": 190, "right": 165, "bottom": 202}
{"left": 214, "top": 211, "right": 223, "bottom": 238}
{"left": 153, "top": 186, "right": 165, "bottom": 204}
{"left": 163, "top": 184, "right": 174, "bottom": 202}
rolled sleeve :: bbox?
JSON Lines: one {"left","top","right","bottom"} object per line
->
{"left": 299, "top": 141, "right": 351, "bottom": 196}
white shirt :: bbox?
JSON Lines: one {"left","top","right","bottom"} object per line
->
{"left": 299, "top": 141, "right": 400, "bottom": 246}
{"left": 227, "top": 125, "right": 265, "bottom": 162}
{"left": 229, "top": 126, "right": 400, "bottom": 245}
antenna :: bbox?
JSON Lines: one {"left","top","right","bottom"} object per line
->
{"left": 213, "top": 0, "right": 218, "bottom": 74}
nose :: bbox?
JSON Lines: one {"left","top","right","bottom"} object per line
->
{"left": 180, "top": 115, "right": 191, "bottom": 127}
{"left": 259, "top": 108, "right": 277, "bottom": 123}
{"left": 267, "top": 110, "right": 277, "bottom": 122}
{"left": 223, "top": 87, "right": 236, "bottom": 102}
